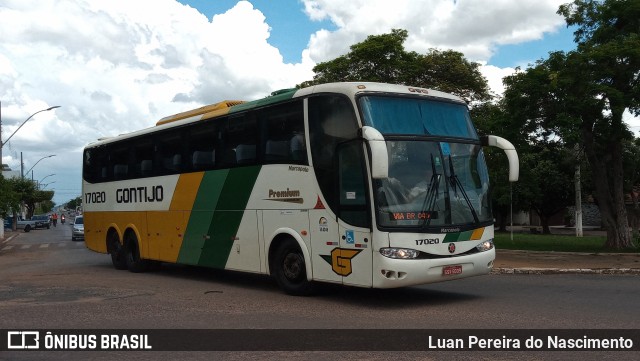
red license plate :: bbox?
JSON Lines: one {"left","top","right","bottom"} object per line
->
{"left": 442, "top": 265, "right": 463, "bottom": 276}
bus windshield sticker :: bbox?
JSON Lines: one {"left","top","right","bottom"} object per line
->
{"left": 440, "top": 142, "right": 451, "bottom": 156}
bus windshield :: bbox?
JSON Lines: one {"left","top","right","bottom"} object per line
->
{"left": 373, "top": 140, "right": 491, "bottom": 229}
{"left": 360, "top": 95, "right": 490, "bottom": 229}
{"left": 360, "top": 95, "right": 478, "bottom": 139}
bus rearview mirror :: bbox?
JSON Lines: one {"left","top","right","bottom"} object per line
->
{"left": 361, "top": 126, "right": 389, "bottom": 179}
{"left": 481, "top": 135, "right": 519, "bottom": 182}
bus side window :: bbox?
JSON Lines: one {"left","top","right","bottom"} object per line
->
{"left": 113, "top": 164, "right": 128, "bottom": 179}
{"left": 140, "top": 160, "right": 153, "bottom": 177}
{"left": 308, "top": 94, "right": 359, "bottom": 214}
{"left": 111, "top": 143, "right": 132, "bottom": 180}
{"left": 134, "top": 140, "right": 154, "bottom": 178}
{"left": 83, "top": 147, "right": 108, "bottom": 183}
{"left": 338, "top": 141, "right": 370, "bottom": 228}
{"left": 226, "top": 114, "right": 257, "bottom": 166}
{"left": 261, "top": 100, "right": 306, "bottom": 165}
{"left": 236, "top": 144, "right": 256, "bottom": 164}
{"left": 157, "top": 132, "right": 184, "bottom": 174}
{"left": 188, "top": 120, "right": 218, "bottom": 171}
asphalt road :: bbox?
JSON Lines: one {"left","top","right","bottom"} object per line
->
{"left": 1, "top": 224, "right": 638, "bottom": 360}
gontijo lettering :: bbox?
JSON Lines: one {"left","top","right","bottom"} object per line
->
{"left": 116, "top": 186, "right": 163, "bottom": 203}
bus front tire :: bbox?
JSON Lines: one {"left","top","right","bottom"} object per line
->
{"left": 272, "top": 239, "right": 314, "bottom": 296}
{"left": 124, "top": 233, "right": 148, "bottom": 273}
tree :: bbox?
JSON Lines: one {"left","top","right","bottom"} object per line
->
{"left": 498, "top": 0, "right": 638, "bottom": 248}
{"left": 623, "top": 137, "right": 640, "bottom": 241}
{"left": 524, "top": 146, "right": 576, "bottom": 233}
{"left": 5, "top": 177, "right": 53, "bottom": 219}
{"left": 299, "top": 29, "right": 491, "bottom": 103}
{"left": 0, "top": 175, "right": 21, "bottom": 219}
{"left": 66, "top": 196, "right": 82, "bottom": 211}
{"left": 471, "top": 102, "right": 529, "bottom": 231}
{"left": 556, "top": 0, "right": 640, "bottom": 249}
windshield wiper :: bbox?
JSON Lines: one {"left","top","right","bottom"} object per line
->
{"left": 420, "top": 154, "right": 441, "bottom": 228}
{"left": 448, "top": 155, "right": 479, "bottom": 223}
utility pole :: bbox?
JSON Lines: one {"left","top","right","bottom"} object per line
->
{"left": 575, "top": 144, "right": 583, "bottom": 237}
{"left": 1, "top": 100, "right": 4, "bottom": 240}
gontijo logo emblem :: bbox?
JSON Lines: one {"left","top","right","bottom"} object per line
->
{"left": 321, "top": 248, "right": 362, "bottom": 276}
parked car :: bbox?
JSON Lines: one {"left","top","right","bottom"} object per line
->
{"left": 31, "top": 214, "right": 51, "bottom": 229}
{"left": 4, "top": 216, "right": 38, "bottom": 232}
{"left": 71, "top": 216, "right": 84, "bottom": 241}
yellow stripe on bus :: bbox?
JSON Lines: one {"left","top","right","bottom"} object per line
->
{"left": 471, "top": 227, "right": 485, "bottom": 240}
{"left": 170, "top": 172, "right": 204, "bottom": 210}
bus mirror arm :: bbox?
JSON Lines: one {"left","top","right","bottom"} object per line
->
{"left": 361, "top": 126, "right": 389, "bottom": 179}
{"left": 480, "top": 135, "right": 519, "bottom": 182}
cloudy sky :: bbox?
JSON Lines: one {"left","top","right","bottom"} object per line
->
{"left": 0, "top": 0, "right": 636, "bottom": 206}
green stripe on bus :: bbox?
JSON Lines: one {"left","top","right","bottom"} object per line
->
{"left": 228, "top": 89, "right": 297, "bottom": 114}
{"left": 198, "top": 166, "right": 261, "bottom": 268}
{"left": 178, "top": 170, "right": 229, "bottom": 265}
{"left": 443, "top": 230, "right": 474, "bottom": 243}
{"left": 178, "top": 166, "right": 261, "bottom": 268}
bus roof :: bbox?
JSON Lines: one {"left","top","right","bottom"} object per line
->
{"left": 86, "top": 82, "right": 465, "bottom": 148}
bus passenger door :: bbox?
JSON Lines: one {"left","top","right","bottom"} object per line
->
{"left": 336, "top": 141, "right": 373, "bottom": 287}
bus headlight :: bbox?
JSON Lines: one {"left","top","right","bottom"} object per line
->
{"left": 476, "top": 239, "right": 494, "bottom": 252}
{"left": 380, "top": 248, "right": 419, "bottom": 259}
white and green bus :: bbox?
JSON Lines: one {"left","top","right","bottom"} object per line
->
{"left": 82, "top": 82, "right": 518, "bottom": 295}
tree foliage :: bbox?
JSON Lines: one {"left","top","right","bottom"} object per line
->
{"left": 0, "top": 175, "right": 54, "bottom": 221}
{"left": 0, "top": 175, "right": 21, "bottom": 218}
{"left": 499, "top": 0, "right": 639, "bottom": 248}
{"left": 66, "top": 196, "right": 82, "bottom": 210}
{"left": 299, "top": 29, "right": 491, "bottom": 103}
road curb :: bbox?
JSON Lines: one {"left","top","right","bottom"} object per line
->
{"left": 1, "top": 232, "right": 19, "bottom": 244}
{"left": 493, "top": 267, "right": 640, "bottom": 275}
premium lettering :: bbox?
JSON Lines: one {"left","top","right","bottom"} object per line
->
{"left": 269, "top": 188, "right": 300, "bottom": 198}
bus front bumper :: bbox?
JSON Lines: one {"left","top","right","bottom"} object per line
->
{"left": 372, "top": 248, "right": 495, "bottom": 289}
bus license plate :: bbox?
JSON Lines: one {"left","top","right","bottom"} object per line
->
{"left": 443, "top": 265, "right": 463, "bottom": 276}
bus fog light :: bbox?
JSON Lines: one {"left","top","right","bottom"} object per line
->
{"left": 380, "top": 248, "right": 419, "bottom": 259}
{"left": 476, "top": 240, "right": 494, "bottom": 252}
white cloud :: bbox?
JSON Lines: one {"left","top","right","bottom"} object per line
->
{"left": 0, "top": 0, "right": 314, "bottom": 203}
{"left": 3, "top": 0, "right": 630, "bottom": 205}
{"left": 302, "top": 0, "right": 566, "bottom": 63}
{"left": 301, "top": 0, "right": 567, "bottom": 99}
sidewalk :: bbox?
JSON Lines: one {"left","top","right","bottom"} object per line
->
{"left": 494, "top": 226, "right": 640, "bottom": 274}
{"left": 1, "top": 230, "right": 19, "bottom": 243}
{"left": 494, "top": 249, "right": 640, "bottom": 275}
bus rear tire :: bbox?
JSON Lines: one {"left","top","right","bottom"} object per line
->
{"left": 272, "top": 239, "right": 314, "bottom": 296}
{"left": 108, "top": 232, "right": 127, "bottom": 270}
{"left": 124, "top": 233, "right": 148, "bottom": 273}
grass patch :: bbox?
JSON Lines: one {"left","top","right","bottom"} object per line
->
{"left": 494, "top": 232, "right": 639, "bottom": 253}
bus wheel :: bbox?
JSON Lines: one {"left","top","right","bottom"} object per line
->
{"left": 273, "top": 239, "right": 314, "bottom": 296}
{"left": 124, "top": 233, "right": 148, "bottom": 273}
{"left": 107, "top": 233, "right": 127, "bottom": 270}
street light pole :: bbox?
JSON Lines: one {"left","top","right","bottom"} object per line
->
{"left": 38, "top": 173, "right": 55, "bottom": 188}
{"left": 1, "top": 103, "right": 60, "bottom": 239}
{"left": 1, "top": 104, "right": 61, "bottom": 170}
{"left": 24, "top": 155, "right": 56, "bottom": 180}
